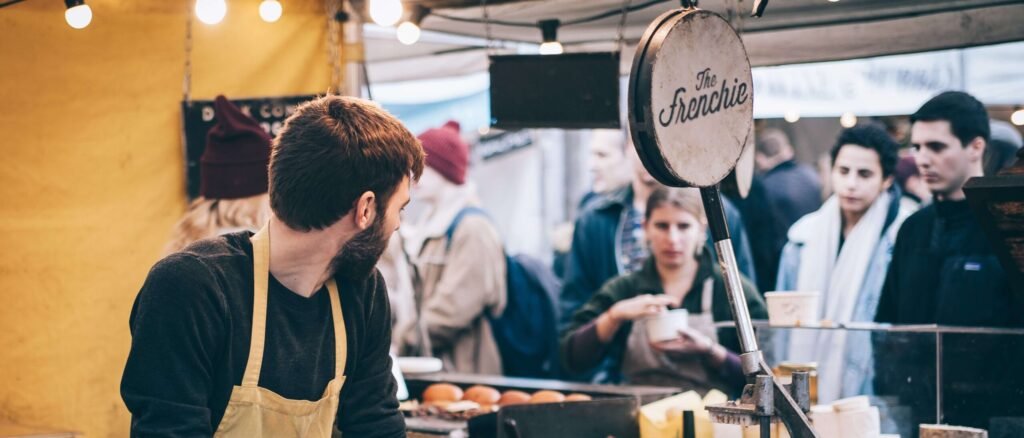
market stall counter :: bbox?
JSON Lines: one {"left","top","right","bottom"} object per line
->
{"left": 402, "top": 372, "right": 683, "bottom": 437}
{"left": 750, "top": 321, "right": 1024, "bottom": 438}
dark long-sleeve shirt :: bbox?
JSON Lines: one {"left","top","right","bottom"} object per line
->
{"left": 875, "top": 199, "right": 1019, "bottom": 326}
{"left": 872, "top": 200, "right": 1023, "bottom": 431}
{"left": 761, "top": 159, "right": 823, "bottom": 230}
{"left": 121, "top": 232, "right": 404, "bottom": 437}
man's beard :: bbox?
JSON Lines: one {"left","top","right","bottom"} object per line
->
{"left": 329, "top": 214, "right": 390, "bottom": 282}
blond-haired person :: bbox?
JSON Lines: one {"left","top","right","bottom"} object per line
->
{"left": 163, "top": 95, "right": 271, "bottom": 254}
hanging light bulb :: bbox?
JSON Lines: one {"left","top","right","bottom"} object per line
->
{"left": 840, "top": 112, "right": 858, "bottom": 128}
{"left": 369, "top": 0, "right": 403, "bottom": 27}
{"left": 195, "top": 0, "right": 227, "bottom": 25}
{"left": 259, "top": 0, "right": 282, "bottom": 22}
{"left": 396, "top": 22, "right": 420, "bottom": 45}
{"left": 538, "top": 19, "right": 563, "bottom": 55}
{"left": 539, "top": 42, "right": 564, "bottom": 55}
{"left": 1012, "top": 108, "right": 1024, "bottom": 127}
{"left": 784, "top": 110, "right": 800, "bottom": 123}
{"left": 396, "top": 5, "right": 429, "bottom": 45}
{"left": 64, "top": 0, "right": 93, "bottom": 29}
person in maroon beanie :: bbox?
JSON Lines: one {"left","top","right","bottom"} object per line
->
{"left": 894, "top": 154, "right": 931, "bottom": 207}
{"left": 163, "top": 95, "right": 273, "bottom": 254}
{"left": 400, "top": 120, "right": 508, "bottom": 375}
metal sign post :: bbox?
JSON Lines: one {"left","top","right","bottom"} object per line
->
{"left": 627, "top": 5, "right": 817, "bottom": 437}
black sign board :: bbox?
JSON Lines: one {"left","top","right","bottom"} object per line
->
{"left": 489, "top": 52, "right": 621, "bottom": 130}
{"left": 181, "top": 95, "right": 316, "bottom": 198}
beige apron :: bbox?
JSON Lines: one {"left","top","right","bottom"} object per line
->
{"left": 622, "top": 278, "right": 722, "bottom": 393}
{"left": 214, "top": 227, "right": 348, "bottom": 437}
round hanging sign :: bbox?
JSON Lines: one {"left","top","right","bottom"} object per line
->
{"left": 628, "top": 8, "right": 753, "bottom": 188}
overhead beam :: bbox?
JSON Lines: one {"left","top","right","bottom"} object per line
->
{"left": 743, "top": 3, "right": 1024, "bottom": 67}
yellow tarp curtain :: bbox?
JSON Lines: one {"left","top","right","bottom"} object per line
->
{"left": 0, "top": 0, "right": 332, "bottom": 435}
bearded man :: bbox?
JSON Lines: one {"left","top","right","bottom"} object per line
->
{"left": 121, "top": 96, "right": 424, "bottom": 437}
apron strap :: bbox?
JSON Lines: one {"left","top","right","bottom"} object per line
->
{"left": 325, "top": 279, "right": 348, "bottom": 379}
{"left": 243, "top": 226, "right": 271, "bottom": 388}
{"left": 245, "top": 225, "right": 349, "bottom": 387}
{"left": 700, "top": 277, "right": 714, "bottom": 315}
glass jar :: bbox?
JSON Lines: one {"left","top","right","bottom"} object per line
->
{"left": 774, "top": 361, "right": 819, "bottom": 406}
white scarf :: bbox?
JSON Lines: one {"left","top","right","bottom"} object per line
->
{"left": 786, "top": 191, "right": 891, "bottom": 403}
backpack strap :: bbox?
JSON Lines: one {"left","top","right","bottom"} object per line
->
{"left": 444, "top": 207, "right": 489, "bottom": 252}
{"left": 444, "top": 207, "right": 502, "bottom": 321}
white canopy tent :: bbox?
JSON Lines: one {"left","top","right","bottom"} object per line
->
{"left": 366, "top": 0, "right": 1024, "bottom": 258}
{"left": 372, "top": 40, "right": 1024, "bottom": 123}
{"left": 365, "top": 0, "right": 1024, "bottom": 119}
{"left": 364, "top": 0, "right": 1024, "bottom": 83}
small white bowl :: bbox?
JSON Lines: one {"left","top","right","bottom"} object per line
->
{"left": 764, "top": 291, "right": 820, "bottom": 327}
{"left": 644, "top": 309, "right": 689, "bottom": 342}
{"left": 396, "top": 356, "right": 443, "bottom": 374}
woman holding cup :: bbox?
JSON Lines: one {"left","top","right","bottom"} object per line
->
{"left": 560, "top": 187, "right": 766, "bottom": 395}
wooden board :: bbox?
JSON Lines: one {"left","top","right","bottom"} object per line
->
{"left": 921, "top": 424, "right": 988, "bottom": 438}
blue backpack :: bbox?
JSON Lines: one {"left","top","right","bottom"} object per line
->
{"left": 445, "top": 207, "right": 562, "bottom": 379}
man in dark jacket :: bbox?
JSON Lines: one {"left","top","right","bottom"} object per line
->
{"left": 756, "top": 128, "right": 823, "bottom": 229}
{"left": 725, "top": 175, "right": 787, "bottom": 294}
{"left": 875, "top": 91, "right": 1016, "bottom": 326}
{"left": 873, "top": 91, "right": 1023, "bottom": 432}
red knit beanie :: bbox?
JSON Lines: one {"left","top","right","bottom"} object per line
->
{"left": 199, "top": 95, "right": 272, "bottom": 199}
{"left": 418, "top": 120, "right": 469, "bottom": 185}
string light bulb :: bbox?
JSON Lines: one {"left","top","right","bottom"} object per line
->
{"left": 369, "top": 0, "right": 403, "bottom": 27}
{"left": 538, "top": 19, "right": 563, "bottom": 55}
{"left": 397, "top": 22, "right": 420, "bottom": 45}
{"left": 840, "top": 112, "right": 858, "bottom": 128}
{"left": 1012, "top": 108, "right": 1024, "bottom": 127}
{"left": 195, "top": 0, "right": 227, "bottom": 25}
{"left": 259, "top": 0, "right": 282, "bottom": 22}
{"left": 396, "top": 5, "right": 429, "bottom": 45}
{"left": 64, "top": 0, "right": 92, "bottom": 29}
{"left": 784, "top": 110, "right": 800, "bottom": 123}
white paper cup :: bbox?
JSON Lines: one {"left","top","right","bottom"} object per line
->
{"left": 764, "top": 291, "right": 820, "bottom": 326}
{"left": 809, "top": 405, "right": 841, "bottom": 438}
{"left": 645, "top": 309, "right": 689, "bottom": 342}
{"left": 832, "top": 396, "right": 871, "bottom": 412}
{"left": 836, "top": 406, "right": 880, "bottom": 438}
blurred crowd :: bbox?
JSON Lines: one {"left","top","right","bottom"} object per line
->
{"left": 169, "top": 90, "right": 1022, "bottom": 407}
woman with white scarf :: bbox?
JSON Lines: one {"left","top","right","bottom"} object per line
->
{"left": 775, "top": 124, "right": 915, "bottom": 403}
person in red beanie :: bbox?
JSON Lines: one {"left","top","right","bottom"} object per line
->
{"left": 163, "top": 95, "right": 272, "bottom": 254}
{"left": 894, "top": 154, "right": 931, "bottom": 207}
{"left": 400, "top": 120, "right": 508, "bottom": 375}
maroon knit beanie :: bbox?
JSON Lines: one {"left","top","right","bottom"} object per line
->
{"left": 418, "top": 120, "right": 469, "bottom": 185}
{"left": 199, "top": 95, "right": 272, "bottom": 199}
{"left": 895, "top": 155, "right": 918, "bottom": 187}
